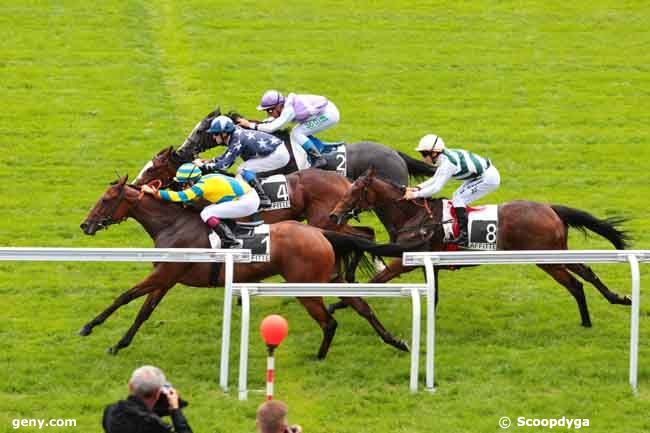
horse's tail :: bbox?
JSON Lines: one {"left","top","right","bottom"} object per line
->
{"left": 397, "top": 151, "right": 437, "bottom": 180}
{"left": 321, "top": 230, "right": 427, "bottom": 280}
{"left": 551, "top": 205, "right": 631, "bottom": 250}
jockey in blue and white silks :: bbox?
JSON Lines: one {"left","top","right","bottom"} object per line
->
{"left": 237, "top": 90, "right": 340, "bottom": 169}
{"left": 196, "top": 115, "right": 290, "bottom": 208}
{"left": 403, "top": 134, "right": 501, "bottom": 247}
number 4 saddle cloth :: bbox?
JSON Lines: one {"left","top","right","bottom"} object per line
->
{"left": 442, "top": 199, "right": 499, "bottom": 251}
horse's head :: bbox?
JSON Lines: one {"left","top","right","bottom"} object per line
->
{"left": 175, "top": 108, "right": 222, "bottom": 161}
{"left": 81, "top": 175, "right": 137, "bottom": 235}
{"left": 330, "top": 167, "right": 393, "bottom": 225}
{"left": 133, "top": 146, "right": 181, "bottom": 187}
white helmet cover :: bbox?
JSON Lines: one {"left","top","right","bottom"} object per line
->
{"left": 415, "top": 134, "right": 445, "bottom": 152}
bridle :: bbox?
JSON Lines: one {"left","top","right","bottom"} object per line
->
{"left": 97, "top": 180, "right": 162, "bottom": 228}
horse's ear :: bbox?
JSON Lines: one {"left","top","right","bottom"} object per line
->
{"left": 120, "top": 174, "right": 129, "bottom": 185}
{"left": 367, "top": 166, "right": 376, "bottom": 178}
{"left": 206, "top": 106, "right": 220, "bottom": 118}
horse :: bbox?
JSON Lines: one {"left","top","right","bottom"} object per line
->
{"left": 153, "top": 108, "right": 436, "bottom": 185}
{"left": 133, "top": 147, "right": 377, "bottom": 257}
{"left": 329, "top": 167, "right": 632, "bottom": 327}
{"left": 79, "top": 175, "right": 413, "bottom": 358}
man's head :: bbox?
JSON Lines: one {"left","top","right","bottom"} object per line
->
{"left": 206, "top": 115, "right": 236, "bottom": 146}
{"left": 415, "top": 134, "right": 445, "bottom": 165}
{"left": 173, "top": 163, "right": 203, "bottom": 186}
{"left": 257, "top": 90, "right": 285, "bottom": 119}
{"left": 128, "top": 365, "right": 167, "bottom": 408}
{"left": 256, "top": 400, "right": 290, "bottom": 433}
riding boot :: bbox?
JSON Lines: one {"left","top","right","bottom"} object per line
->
{"left": 306, "top": 146, "right": 327, "bottom": 169}
{"left": 248, "top": 177, "right": 272, "bottom": 209}
{"left": 207, "top": 217, "right": 240, "bottom": 249}
{"left": 448, "top": 207, "right": 469, "bottom": 247}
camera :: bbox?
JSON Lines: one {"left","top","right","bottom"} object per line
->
{"left": 153, "top": 383, "right": 188, "bottom": 417}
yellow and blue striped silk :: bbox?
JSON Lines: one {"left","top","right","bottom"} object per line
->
{"left": 157, "top": 174, "right": 252, "bottom": 204}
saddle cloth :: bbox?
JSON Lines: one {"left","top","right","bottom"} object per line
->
{"left": 260, "top": 175, "right": 291, "bottom": 211}
{"left": 442, "top": 199, "right": 499, "bottom": 251}
{"left": 208, "top": 221, "right": 271, "bottom": 262}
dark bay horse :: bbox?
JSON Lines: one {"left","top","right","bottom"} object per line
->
{"left": 79, "top": 176, "right": 412, "bottom": 357}
{"left": 134, "top": 147, "right": 374, "bottom": 241}
{"left": 160, "top": 108, "right": 436, "bottom": 185}
{"left": 329, "top": 167, "right": 632, "bottom": 327}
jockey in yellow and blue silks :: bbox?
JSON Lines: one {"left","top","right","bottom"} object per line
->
{"left": 142, "top": 163, "right": 260, "bottom": 247}
{"left": 194, "top": 115, "right": 289, "bottom": 209}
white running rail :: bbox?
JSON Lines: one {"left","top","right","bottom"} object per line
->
{"left": 229, "top": 283, "right": 427, "bottom": 399}
{"left": 403, "top": 250, "right": 650, "bottom": 394}
{"left": 0, "top": 247, "right": 252, "bottom": 392}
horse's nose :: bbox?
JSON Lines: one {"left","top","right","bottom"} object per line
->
{"left": 80, "top": 222, "right": 88, "bottom": 231}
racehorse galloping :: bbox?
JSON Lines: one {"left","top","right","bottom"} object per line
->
{"left": 79, "top": 176, "right": 412, "bottom": 357}
{"left": 134, "top": 147, "right": 374, "bottom": 240}
{"left": 329, "top": 167, "right": 632, "bottom": 327}
{"left": 150, "top": 108, "right": 436, "bottom": 186}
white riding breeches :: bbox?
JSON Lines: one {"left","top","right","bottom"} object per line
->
{"left": 290, "top": 102, "right": 340, "bottom": 170}
{"left": 451, "top": 165, "right": 500, "bottom": 207}
{"left": 199, "top": 190, "right": 261, "bottom": 221}
{"left": 237, "top": 144, "right": 290, "bottom": 175}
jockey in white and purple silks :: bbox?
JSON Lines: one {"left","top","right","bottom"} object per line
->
{"left": 194, "top": 115, "right": 290, "bottom": 209}
{"left": 237, "top": 90, "right": 340, "bottom": 169}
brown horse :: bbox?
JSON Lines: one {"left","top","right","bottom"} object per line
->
{"left": 134, "top": 147, "right": 373, "bottom": 239}
{"left": 79, "top": 176, "right": 412, "bottom": 357}
{"left": 329, "top": 167, "right": 632, "bottom": 327}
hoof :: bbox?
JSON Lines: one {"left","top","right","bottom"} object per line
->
{"left": 581, "top": 321, "right": 593, "bottom": 328}
{"left": 106, "top": 346, "right": 120, "bottom": 356}
{"left": 78, "top": 325, "right": 92, "bottom": 336}
{"left": 623, "top": 295, "right": 632, "bottom": 306}
{"left": 326, "top": 304, "right": 337, "bottom": 315}
{"left": 395, "top": 340, "right": 410, "bottom": 352}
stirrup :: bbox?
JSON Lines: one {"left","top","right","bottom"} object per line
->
{"left": 446, "top": 233, "right": 468, "bottom": 247}
{"left": 258, "top": 197, "right": 272, "bottom": 209}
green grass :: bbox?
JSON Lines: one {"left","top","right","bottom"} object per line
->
{"left": 1, "top": 1, "right": 650, "bottom": 432}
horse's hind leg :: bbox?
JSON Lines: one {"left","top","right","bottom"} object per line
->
{"left": 344, "top": 297, "right": 409, "bottom": 352}
{"left": 537, "top": 264, "right": 592, "bottom": 327}
{"left": 107, "top": 287, "right": 171, "bottom": 355}
{"left": 297, "top": 297, "right": 337, "bottom": 359}
{"left": 566, "top": 263, "right": 632, "bottom": 305}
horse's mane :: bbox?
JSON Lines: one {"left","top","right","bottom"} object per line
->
{"left": 366, "top": 172, "right": 446, "bottom": 203}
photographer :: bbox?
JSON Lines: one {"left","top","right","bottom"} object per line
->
{"left": 256, "top": 400, "right": 302, "bottom": 433}
{"left": 102, "top": 365, "right": 192, "bottom": 433}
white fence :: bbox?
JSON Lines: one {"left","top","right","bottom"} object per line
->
{"left": 2, "top": 248, "right": 647, "bottom": 396}
{"left": 0, "top": 247, "right": 252, "bottom": 392}
{"left": 403, "top": 250, "right": 649, "bottom": 394}
{"left": 227, "top": 283, "right": 427, "bottom": 400}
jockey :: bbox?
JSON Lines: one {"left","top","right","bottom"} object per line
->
{"left": 403, "top": 134, "right": 500, "bottom": 247}
{"left": 141, "top": 163, "right": 260, "bottom": 248}
{"left": 236, "top": 90, "right": 339, "bottom": 169}
{"left": 195, "top": 115, "right": 290, "bottom": 209}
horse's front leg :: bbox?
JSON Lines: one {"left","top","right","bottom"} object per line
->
{"left": 79, "top": 263, "right": 187, "bottom": 337}
{"left": 369, "top": 258, "right": 413, "bottom": 283}
{"left": 107, "top": 287, "right": 171, "bottom": 355}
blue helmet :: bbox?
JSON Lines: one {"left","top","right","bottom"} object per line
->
{"left": 206, "top": 115, "right": 235, "bottom": 135}
{"left": 174, "top": 163, "right": 202, "bottom": 184}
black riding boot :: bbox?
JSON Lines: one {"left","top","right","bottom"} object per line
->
{"left": 248, "top": 177, "right": 272, "bottom": 209}
{"left": 306, "top": 146, "right": 327, "bottom": 169}
{"left": 448, "top": 207, "right": 469, "bottom": 247}
{"left": 213, "top": 220, "right": 240, "bottom": 249}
